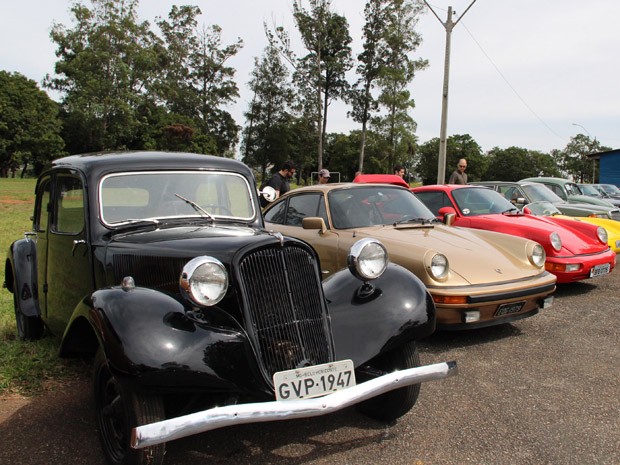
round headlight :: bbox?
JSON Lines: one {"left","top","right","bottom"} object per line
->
{"left": 529, "top": 243, "right": 546, "bottom": 267}
{"left": 347, "top": 238, "right": 388, "bottom": 281}
{"left": 180, "top": 256, "right": 228, "bottom": 306}
{"left": 550, "top": 232, "right": 562, "bottom": 252}
{"left": 428, "top": 253, "right": 449, "bottom": 280}
{"left": 596, "top": 226, "right": 608, "bottom": 245}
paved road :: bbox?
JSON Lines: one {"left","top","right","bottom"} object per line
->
{"left": 1, "top": 270, "right": 619, "bottom": 465}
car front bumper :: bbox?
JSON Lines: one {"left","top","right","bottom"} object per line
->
{"left": 131, "top": 360, "right": 457, "bottom": 449}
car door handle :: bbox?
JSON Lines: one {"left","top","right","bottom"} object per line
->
{"left": 72, "top": 239, "right": 86, "bottom": 256}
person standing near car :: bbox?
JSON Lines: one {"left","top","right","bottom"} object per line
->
{"left": 448, "top": 159, "right": 468, "bottom": 184}
{"left": 264, "top": 160, "right": 296, "bottom": 198}
{"left": 318, "top": 168, "right": 330, "bottom": 184}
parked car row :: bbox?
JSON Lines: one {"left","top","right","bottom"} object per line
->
{"left": 5, "top": 153, "right": 616, "bottom": 465}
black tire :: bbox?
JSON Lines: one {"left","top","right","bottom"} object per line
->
{"left": 356, "top": 341, "right": 421, "bottom": 422}
{"left": 13, "top": 283, "right": 44, "bottom": 341}
{"left": 94, "top": 349, "right": 165, "bottom": 465}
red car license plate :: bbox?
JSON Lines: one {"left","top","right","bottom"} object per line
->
{"left": 590, "top": 263, "right": 610, "bottom": 278}
{"left": 495, "top": 301, "right": 525, "bottom": 317}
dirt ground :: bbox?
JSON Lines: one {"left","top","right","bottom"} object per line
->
{"left": 1, "top": 269, "right": 619, "bottom": 465}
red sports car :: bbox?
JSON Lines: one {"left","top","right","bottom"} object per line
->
{"left": 413, "top": 185, "right": 616, "bottom": 283}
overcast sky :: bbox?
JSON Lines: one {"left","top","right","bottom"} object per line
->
{"left": 2, "top": 0, "right": 619, "bottom": 154}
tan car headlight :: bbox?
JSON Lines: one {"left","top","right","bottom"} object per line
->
{"left": 180, "top": 256, "right": 228, "bottom": 306}
{"left": 348, "top": 238, "right": 388, "bottom": 281}
{"left": 528, "top": 243, "right": 546, "bottom": 268}
{"left": 428, "top": 253, "right": 449, "bottom": 280}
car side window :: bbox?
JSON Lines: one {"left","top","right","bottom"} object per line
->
{"left": 415, "top": 191, "right": 450, "bottom": 216}
{"left": 284, "top": 193, "right": 322, "bottom": 227}
{"left": 546, "top": 184, "right": 565, "bottom": 199}
{"left": 54, "top": 175, "right": 84, "bottom": 234}
{"left": 34, "top": 177, "right": 51, "bottom": 233}
{"left": 264, "top": 201, "right": 287, "bottom": 224}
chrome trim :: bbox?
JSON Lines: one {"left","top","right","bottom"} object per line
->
{"left": 131, "top": 360, "right": 458, "bottom": 449}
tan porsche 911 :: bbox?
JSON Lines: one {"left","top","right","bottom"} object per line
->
{"left": 264, "top": 183, "right": 556, "bottom": 330}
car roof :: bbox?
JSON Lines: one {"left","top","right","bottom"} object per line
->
{"left": 51, "top": 151, "right": 254, "bottom": 179}
{"left": 353, "top": 174, "right": 410, "bottom": 188}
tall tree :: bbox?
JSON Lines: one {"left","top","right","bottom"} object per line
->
{"left": 241, "top": 45, "right": 295, "bottom": 178}
{"left": 155, "top": 6, "right": 243, "bottom": 155}
{"left": 349, "top": 0, "right": 389, "bottom": 174}
{"left": 374, "top": 0, "right": 427, "bottom": 171}
{"left": 45, "top": 0, "right": 160, "bottom": 152}
{"left": 0, "top": 71, "right": 65, "bottom": 177}
{"left": 270, "top": 0, "right": 352, "bottom": 171}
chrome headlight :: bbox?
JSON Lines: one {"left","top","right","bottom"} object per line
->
{"left": 428, "top": 253, "right": 449, "bottom": 280}
{"left": 528, "top": 243, "right": 546, "bottom": 267}
{"left": 180, "top": 256, "right": 228, "bottom": 306}
{"left": 596, "top": 226, "right": 608, "bottom": 245}
{"left": 550, "top": 232, "right": 562, "bottom": 252}
{"left": 347, "top": 238, "right": 388, "bottom": 281}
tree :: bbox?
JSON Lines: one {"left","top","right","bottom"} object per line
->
{"left": 349, "top": 0, "right": 389, "bottom": 173}
{"left": 416, "top": 134, "right": 483, "bottom": 185}
{"left": 45, "top": 0, "right": 160, "bottom": 152}
{"left": 155, "top": 6, "right": 243, "bottom": 156}
{"left": 241, "top": 46, "right": 295, "bottom": 178}
{"left": 0, "top": 71, "right": 65, "bottom": 177}
{"left": 483, "top": 146, "right": 560, "bottom": 181}
{"left": 270, "top": 0, "right": 353, "bottom": 171}
{"left": 553, "top": 134, "right": 610, "bottom": 183}
{"left": 373, "top": 0, "right": 427, "bottom": 172}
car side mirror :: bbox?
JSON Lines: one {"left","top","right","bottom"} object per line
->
{"left": 523, "top": 206, "right": 532, "bottom": 214}
{"left": 302, "top": 217, "right": 328, "bottom": 234}
{"left": 260, "top": 186, "right": 277, "bottom": 203}
{"left": 443, "top": 213, "right": 455, "bottom": 226}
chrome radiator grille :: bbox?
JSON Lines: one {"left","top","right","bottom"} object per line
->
{"left": 237, "top": 244, "right": 334, "bottom": 382}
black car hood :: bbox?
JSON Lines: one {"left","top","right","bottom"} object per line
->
{"left": 101, "top": 224, "right": 288, "bottom": 293}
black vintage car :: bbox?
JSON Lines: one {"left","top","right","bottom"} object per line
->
{"left": 4, "top": 151, "right": 456, "bottom": 465}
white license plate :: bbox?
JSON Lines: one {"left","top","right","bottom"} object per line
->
{"left": 273, "top": 360, "right": 356, "bottom": 401}
{"left": 495, "top": 301, "right": 525, "bottom": 317}
{"left": 590, "top": 263, "right": 611, "bottom": 278}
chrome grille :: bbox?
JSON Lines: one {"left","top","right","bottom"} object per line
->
{"left": 237, "top": 243, "right": 334, "bottom": 383}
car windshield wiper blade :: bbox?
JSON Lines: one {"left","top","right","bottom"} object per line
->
{"left": 394, "top": 216, "right": 435, "bottom": 225}
{"left": 106, "top": 218, "right": 160, "bottom": 236}
{"left": 174, "top": 193, "right": 214, "bottom": 222}
{"left": 502, "top": 207, "right": 521, "bottom": 214}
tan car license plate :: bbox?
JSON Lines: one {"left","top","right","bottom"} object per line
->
{"left": 495, "top": 301, "right": 525, "bottom": 317}
{"left": 273, "top": 360, "right": 356, "bottom": 401}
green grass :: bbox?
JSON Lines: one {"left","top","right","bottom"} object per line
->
{"left": 0, "top": 178, "right": 87, "bottom": 396}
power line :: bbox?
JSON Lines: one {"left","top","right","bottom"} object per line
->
{"left": 459, "top": 19, "right": 565, "bottom": 141}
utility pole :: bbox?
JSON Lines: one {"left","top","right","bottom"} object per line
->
{"left": 423, "top": 1, "right": 478, "bottom": 184}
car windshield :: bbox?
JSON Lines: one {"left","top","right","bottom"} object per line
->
{"left": 565, "top": 182, "right": 581, "bottom": 196}
{"left": 327, "top": 186, "right": 435, "bottom": 229}
{"left": 578, "top": 184, "right": 600, "bottom": 196}
{"left": 601, "top": 184, "right": 620, "bottom": 195}
{"left": 521, "top": 183, "right": 564, "bottom": 203}
{"left": 452, "top": 187, "right": 517, "bottom": 215}
{"left": 99, "top": 171, "right": 256, "bottom": 226}
{"left": 523, "top": 201, "right": 562, "bottom": 216}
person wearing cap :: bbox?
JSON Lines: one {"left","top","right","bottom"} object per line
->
{"left": 318, "top": 168, "right": 330, "bottom": 184}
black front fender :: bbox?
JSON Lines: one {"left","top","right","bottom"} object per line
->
{"left": 324, "top": 263, "right": 436, "bottom": 366}
{"left": 5, "top": 238, "right": 40, "bottom": 318}
{"left": 69, "top": 287, "right": 262, "bottom": 394}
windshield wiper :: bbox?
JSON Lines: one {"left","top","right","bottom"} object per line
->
{"left": 174, "top": 193, "right": 214, "bottom": 222}
{"left": 394, "top": 216, "right": 435, "bottom": 226}
{"left": 501, "top": 207, "right": 521, "bottom": 214}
